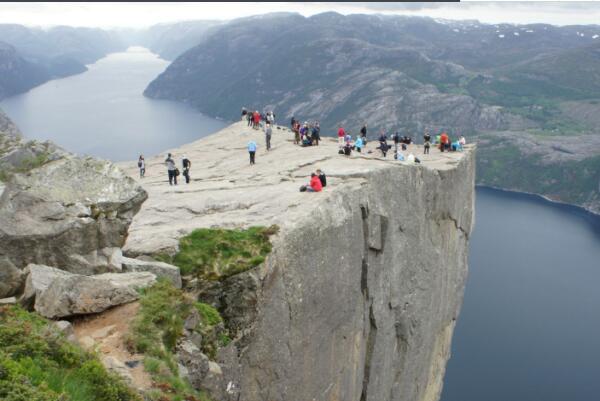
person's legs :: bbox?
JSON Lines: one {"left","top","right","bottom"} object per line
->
{"left": 266, "top": 135, "right": 271, "bottom": 150}
{"left": 168, "top": 170, "right": 173, "bottom": 185}
{"left": 250, "top": 151, "right": 256, "bottom": 164}
{"left": 306, "top": 186, "right": 316, "bottom": 192}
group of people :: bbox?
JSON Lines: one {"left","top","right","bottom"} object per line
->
{"left": 242, "top": 108, "right": 275, "bottom": 130}
{"left": 291, "top": 117, "right": 321, "bottom": 146}
{"left": 137, "top": 153, "right": 192, "bottom": 185}
{"left": 300, "top": 169, "right": 327, "bottom": 193}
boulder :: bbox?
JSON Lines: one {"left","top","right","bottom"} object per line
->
{"left": 177, "top": 339, "right": 210, "bottom": 389}
{"left": 0, "top": 257, "right": 24, "bottom": 298}
{"left": 0, "top": 297, "right": 16, "bottom": 305}
{"left": 0, "top": 154, "right": 147, "bottom": 282}
{"left": 121, "top": 256, "right": 181, "bottom": 288}
{"left": 101, "top": 356, "right": 133, "bottom": 385}
{"left": 21, "top": 264, "right": 156, "bottom": 318}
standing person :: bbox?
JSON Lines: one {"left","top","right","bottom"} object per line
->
{"left": 265, "top": 123, "right": 272, "bottom": 151}
{"left": 293, "top": 121, "right": 301, "bottom": 145}
{"left": 338, "top": 126, "right": 346, "bottom": 146}
{"left": 290, "top": 116, "right": 296, "bottom": 129}
{"left": 424, "top": 131, "right": 431, "bottom": 154}
{"left": 253, "top": 111, "right": 260, "bottom": 129}
{"left": 355, "top": 135, "right": 364, "bottom": 153}
{"left": 138, "top": 155, "right": 145, "bottom": 178}
{"left": 378, "top": 132, "right": 389, "bottom": 157}
{"left": 182, "top": 155, "right": 191, "bottom": 184}
{"left": 360, "top": 124, "right": 368, "bottom": 144}
{"left": 247, "top": 111, "right": 253, "bottom": 127}
{"left": 165, "top": 153, "right": 177, "bottom": 185}
{"left": 248, "top": 140, "right": 257, "bottom": 165}
{"left": 393, "top": 131, "right": 400, "bottom": 152}
{"left": 311, "top": 121, "right": 321, "bottom": 146}
{"left": 241, "top": 107, "right": 247, "bottom": 121}
{"left": 440, "top": 131, "right": 449, "bottom": 152}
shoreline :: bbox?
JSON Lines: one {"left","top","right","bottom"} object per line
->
{"left": 475, "top": 184, "right": 600, "bottom": 218}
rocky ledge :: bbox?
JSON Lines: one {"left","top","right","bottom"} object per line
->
{"left": 118, "top": 121, "right": 476, "bottom": 401}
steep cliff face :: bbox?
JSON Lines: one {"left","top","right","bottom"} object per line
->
{"left": 120, "top": 122, "right": 475, "bottom": 401}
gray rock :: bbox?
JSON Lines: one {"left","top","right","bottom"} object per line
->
{"left": 22, "top": 264, "right": 156, "bottom": 318}
{"left": 177, "top": 339, "right": 210, "bottom": 389}
{"left": 121, "top": 256, "right": 181, "bottom": 288}
{"left": 0, "top": 297, "right": 16, "bottom": 305}
{"left": 101, "top": 356, "right": 133, "bottom": 385}
{"left": 0, "top": 257, "right": 24, "bottom": 298}
{"left": 0, "top": 154, "right": 147, "bottom": 281}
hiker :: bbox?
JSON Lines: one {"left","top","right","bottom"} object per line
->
{"left": 459, "top": 136, "right": 466, "bottom": 146}
{"left": 246, "top": 111, "right": 253, "bottom": 127}
{"left": 311, "top": 122, "right": 320, "bottom": 146}
{"left": 317, "top": 169, "right": 327, "bottom": 187}
{"left": 338, "top": 126, "right": 346, "bottom": 146}
{"left": 265, "top": 123, "right": 272, "bottom": 151}
{"left": 165, "top": 153, "right": 177, "bottom": 185}
{"left": 424, "top": 132, "right": 431, "bottom": 154}
{"left": 293, "top": 121, "right": 300, "bottom": 145}
{"left": 355, "top": 135, "right": 364, "bottom": 153}
{"left": 440, "top": 132, "right": 450, "bottom": 152}
{"left": 307, "top": 172, "right": 323, "bottom": 192}
{"left": 291, "top": 116, "right": 296, "bottom": 129}
{"left": 392, "top": 131, "right": 400, "bottom": 152}
{"left": 253, "top": 111, "right": 260, "bottom": 129}
{"left": 360, "top": 124, "right": 368, "bottom": 144}
{"left": 138, "top": 155, "right": 145, "bottom": 178}
{"left": 241, "top": 107, "right": 247, "bottom": 120}
{"left": 378, "top": 132, "right": 389, "bottom": 157}
{"left": 182, "top": 155, "right": 191, "bottom": 184}
{"left": 248, "top": 140, "right": 257, "bottom": 165}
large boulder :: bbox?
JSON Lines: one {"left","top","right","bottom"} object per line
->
{"left": 0, "top": 154, "right": 147, "bottom": 292}
{"left": 21, "top": 264, "right": 156, "bottom": 318}
{"left": 121, "top": 256, "right": 182, "bottom": 288}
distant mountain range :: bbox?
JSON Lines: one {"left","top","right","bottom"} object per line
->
{"left": 144, "top": 13, "right": 600, "bottom": 213}
{"left": 0, "top": 24, "right": 127, "bottom": 100}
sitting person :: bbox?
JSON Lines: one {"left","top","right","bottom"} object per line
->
{"left": 394, "top": 151, "right": 405, "bottom": 161}
{"left": 316, "top": 169, "right": 327, "bottom": 187}
{"left": 378, "top": 141, "right": 390, "bottom": 157}
{"left": 451, "top": 140, "right": 463, "bottom": 151}
{"left": 406, "top": 153, "right": 421, "bottom": 164}
{"left": 307, "top": 172, "right": 323, "bottom": 192}
{"left": 343, "top": 142, "right": 352, "bottom": 156}
{"left": 459, "top": 136, "right": 466, "bottom": 146}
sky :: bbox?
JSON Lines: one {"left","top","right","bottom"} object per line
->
{"left": 1, "top": 2, "right": 600, "bottom": 29}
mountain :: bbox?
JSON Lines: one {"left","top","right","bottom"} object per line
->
{"left": 0, "top": 42, "right": 50, "bottom": 100}
{"left": 137, "top": 20, "right": 223, "bottom": 60}
{"left": 144, "top": 13, "right": 600, "bottom": 213}
{"left": 0, "top": 24, "right": 127, "bottom": 100}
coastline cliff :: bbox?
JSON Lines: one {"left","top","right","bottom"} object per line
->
{"left": 119, "top": 121, "right": 476, "bottom": 401}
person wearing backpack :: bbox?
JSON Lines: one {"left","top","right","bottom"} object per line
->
{"left": 182, "top": 155, "right": 191, "bottom": 184}
{"left": 248, "top": 140, "right": 257, "bottom": 165}
{"left": 265, "top": 123, "right": 273, "bottom": 151}
{"left": 165, "top": 153, "right": 177, "bottom": 185}
{"left": 424, "top": 132, "right": 431, "bottom": 154}
{"left": 138, "top": 155, "right": 145, "bottom": 178}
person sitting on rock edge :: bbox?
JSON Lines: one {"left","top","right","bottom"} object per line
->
{"left": 306, "top": 173, "right": 323, "bottom": 192}
{"left": 316, "top": 169, "right": 327, "bottom": 187}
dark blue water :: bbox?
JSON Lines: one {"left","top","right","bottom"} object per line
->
{"left": 442, "top": 187, "right": 600, "bottom": 401}
{"left": 0, "top": 47, "right": 227, "bottom": 161}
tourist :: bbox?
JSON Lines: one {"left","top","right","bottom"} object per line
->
{"left": 241, "top": 107, "right": 247, "bottom": 120}
{"left": 253, "top": 110, "right": 260, "bottom": 129}
{"left": 306, "top": 172, "right": 323, "bottom": 192}
{"left": 393, "top": 131, "right": 400, "bottom": 152}
{"left": 293, "top": 121, "right": 300, "bottom": 145}
{"left": 311, "top": 122, "right": 320, "bottom": 146}
{"left": 424, "top": 131, "right": 431, "bottom": 154}
{"left": 355, "top": 135, "right": 364, "bottom": 153}
{"left": 182, "top": 155, "right": 191, "bottom": 184}
{"left": 316, "top": 169, "right": 327, "bottom": 187}
{"left": 338, "top": 126, "right": 346, "bottom": 146}
{"left": 247, "top": 111, "right": 253, "bottom": 127}
{"left": 360, "top": 124, "right": 368, "bottom": 144}
{"left": 248, "top": 140, "right": 257, "bottom": 165}
{"left": 265, "top": 123, "right": 272, "bottom": 151}
{"left": 459, "top": 136, "right": 466, "bottom": 146}
{"left": 440, "top": 132, "right": 449, "bottom": 152}
{"left": 165, "top": 153, "right": 177, "bottom": 185}
{"left": 138, "top": 155, "right": 145, "bottom": 178}
{"left": 378, "top": 133, "right": 390, "bottom": 157}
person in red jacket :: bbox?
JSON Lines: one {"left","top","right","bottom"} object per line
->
{"left": 337, "top": 126, "right": 346, "bottom": 146}
{"left": 306, "top": 173, "right": 323, "bottom": 192}
{"left": 253, "top": 111, "right": 260, "bottom": 129}
{"left": 440, "top": 132, "right": 449, "bottom": 152}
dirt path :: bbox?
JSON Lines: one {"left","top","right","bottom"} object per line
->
{"left": 72, "top": 302, "right": 152, "bottom": 391}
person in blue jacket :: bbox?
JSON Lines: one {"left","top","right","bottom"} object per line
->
{"left": 248, "top": 140, "right": 257, "bottom": 165}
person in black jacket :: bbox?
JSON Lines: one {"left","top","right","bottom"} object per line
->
{"left": 316, "top": 169, "right": 326, "bottom": 187}
{"left": 182, "top": 155, "right": 191, "bottom": 184}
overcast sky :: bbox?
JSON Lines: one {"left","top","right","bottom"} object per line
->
{"left": 1, "top": 2, "right": 600, "bottom": 29}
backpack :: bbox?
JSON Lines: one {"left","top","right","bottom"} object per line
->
{"left": 175, "top": 168, "right": 180, "bottom": 177}
{"left": 299, "top": 185, "right": 307, "bottom": 192}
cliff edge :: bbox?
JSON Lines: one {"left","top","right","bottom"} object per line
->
{"left": 119, "top": 121, "right": 476, "bottom": 401}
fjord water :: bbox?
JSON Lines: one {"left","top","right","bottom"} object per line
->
{"left": 3, "top": 45, "right": 600, "bottom": 401}
{"left": 442, "top": 187, "right": 600, "bottom": 401}
{"left": 0, "top": 47, "right": 227, "bottom": 162}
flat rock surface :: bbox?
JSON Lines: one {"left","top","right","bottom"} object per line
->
{"left": 119, "top": 121, "right": 472, "bottom": 255}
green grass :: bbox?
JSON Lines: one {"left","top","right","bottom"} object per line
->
{"left": 127, "top": 281, "right": 228, "bottom": 401}
{"left": 0, "top": 305, "right": 140, "bottom": 401}
{"left": 0, "top": 150, "right": 52, "bottom": 183}
{"left": 157, "top": 226, "right": 278, "bottom": 281}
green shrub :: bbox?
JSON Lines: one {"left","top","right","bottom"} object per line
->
{"left": 0, "top": 305, "right": 140, "bottom": 401}
{"left": 159, "top": 225, "right": 278, "bottom": 280}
